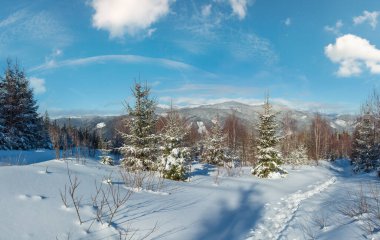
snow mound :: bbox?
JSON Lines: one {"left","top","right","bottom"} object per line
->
{"left": 96, "top": 122, "right": 106, "bottom": 129}
{"left": 197, "top": 121, "right": 207, "bottom": 134}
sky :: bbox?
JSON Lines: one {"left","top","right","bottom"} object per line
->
{"left": 0, "top": 0, "right": 379, "bottom": 117}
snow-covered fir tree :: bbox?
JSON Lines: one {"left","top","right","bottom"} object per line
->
{"left": 285, "top": 145, "right": 309, "bottom": 169}
{"left": 97, "top": 122, "right": 114, "bottom": 165}
{"left": 159, "top": 108, "right": 190, "bottom": 181}
{"left": 120, "top": 83, "right": 159, "bottom": 171}
{"left": 0, "top": 60, "right": 46, "bottom": 150}
{"left": 252, "top": 97, "right": 287, "bottom": 178}
{"left": 201, "top": 117, "right": 228, "bottom": 166}
{"left": 351, "top": 107, "right": 379, "bottom": 173}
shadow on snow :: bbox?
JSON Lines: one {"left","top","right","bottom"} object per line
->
{"left": 193, "top": 186, "right": 263, "bottom": 240}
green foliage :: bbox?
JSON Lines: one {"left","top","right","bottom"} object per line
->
{"left": 120, "top": 83, "right": 159, "bottom": 171}
{"left": 0, "top": 60, "right": 47, "bottom": 149}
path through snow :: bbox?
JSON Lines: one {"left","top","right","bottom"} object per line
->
{"left": 247, "top": 177, "right": 336, "bottom": 240}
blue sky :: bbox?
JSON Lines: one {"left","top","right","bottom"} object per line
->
{"left": 0, "top": 0, "right": 379, "bottom": 117}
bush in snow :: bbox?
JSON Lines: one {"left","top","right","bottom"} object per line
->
{"left": 159, "top": 108, "right": 190, "bottom": 181}
{"left": 101, "top": 155, "right": 114, "bottom": 166}
{"left": 252, "top": 97, "right": 287, "bottom": 178}
{"left": 120, "top": 83, "right": 160, "bottom": 171}
{"left": 285, "top": 145, "right": 309, "bottom": 169}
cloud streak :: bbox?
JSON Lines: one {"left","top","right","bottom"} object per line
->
{"left": 0, "top": 9, "right": 72, "bottom": 53}
{"left": 353, "top": 10, "right": 379, "bottom": 29}
{"left": 30, "top": 54, "right": 216, "bottom": 77}
{"left": 324, "top": 20, "right": 343, "bottom": 35}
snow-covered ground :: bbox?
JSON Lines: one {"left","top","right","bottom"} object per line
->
{"left": 0, "top": 151, "right": 378, "bottom": 239}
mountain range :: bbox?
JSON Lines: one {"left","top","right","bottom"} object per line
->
{"left": 54, "top": 101, "right": 357, "bottom": 138}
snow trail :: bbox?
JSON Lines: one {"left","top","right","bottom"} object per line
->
{"left": 247, "top": 177, "right": 336, "bottom": 240}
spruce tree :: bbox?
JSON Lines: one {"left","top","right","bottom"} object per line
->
{"left": 352, "top": 108, "right": 379, "bottom": 172}
{"left": 0, "top": 60, "right": 45, "bottom": 149}
{"left": 120, "top": 83, "right": 159, "bottom": 171}
{"left": 159, "top": 107, "right": 190, "bottom": 181}
{"left": 0, "top": 121, "right": 8, "bottom": 150}
{"left": 252, "top": 97, "right": 287, "bottom": 178}
{"left": 285, "top": 145, "right": 309, "bottom": 169}
{"left": 201, "top": 117, "right": 227, "bottom": 166}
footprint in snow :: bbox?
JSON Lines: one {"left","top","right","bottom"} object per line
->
{"left": 18, "top": 194, "right": 46, "bottom": 201}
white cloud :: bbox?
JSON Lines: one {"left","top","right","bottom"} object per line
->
{"left": 324, "top": 20, "right": 343, "bottom": 35}
{"left": 91, "top": 0, "right": 173, "bottom": 38}
{"left": 229, "top": 0, "right": 249, "bottom": 20}
{"left": 325, "top": 34, "right": 380, "bottom": 77}
{"left": 353, "top": 10, "right": 379, "bottom": 29}
{"left": 201, "top": 4, "right": 212, "bottom": 17}
{"left": 29, "top": 77, "right": 46, "bottom": 94}
{"left": 284, "top": 18, "right": 291, "bottom": 26}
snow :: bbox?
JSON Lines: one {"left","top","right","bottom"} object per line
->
{"left": 196, "top": 121, "right": 207, "bottom": 134}
{"left": 0, "top": 151, "right": 378, "bottom": 239}
{"left": 335, "top": 119, "right": 347, "bottom": 127}
{"left": 96, "top": 122, "right": 106, "bottom": 129}
{"left": 248, "top": 177, "right": 336, "bottom": 239}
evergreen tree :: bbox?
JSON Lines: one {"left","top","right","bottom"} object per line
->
{"left": 201, "top": 117, "right": 227, "bottom": 166}
{"left": 0, "top": 121, "right": 8, "bottom": 150}
{"left": 352, "top": 107, "right": 379, "bottom": 172}
{"left": 285, "top": 145, "right": 309, "bottom": 169}
{"left": 0, "top": 60, "right": 45, "bottom": 149}
{"left": 41, "top": 111, "right": 52, "bottom": 148}
{"left": 159, "top": 107, "right": 190, "bottom": 181}
{"left": 120, "top": 83, "right": 159, "bottom": 170}
{"left": 252, "top": 97, "right": 287, "bottom": 178}
{"left": 97, "top": 122, "right": 114, "bottom": 165}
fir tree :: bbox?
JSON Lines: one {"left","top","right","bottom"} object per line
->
{"left": 97, "top": 122, "right": 114, "bottom": 165}
{"left": 352, "top": 107, "right": 379, "bottom": 173}
{"left": 285, "top": 145, "right": 309, "bottom": 169}
{"left": 201, "top": 117, "right": 227, "bottom": 166}
{"left": 0, "top": 60, "right": 46, "bottom": 149}
{"left": 120, "top": 83, "right": 159, "bottom": 171}
{"left": 0, "top": 122, "right": 8, "bottom": 150}
{"left": 159, "top": 107, "right": 190, "bottom": 181}
{"left": 252, "top": 97, "right": 287, "bottom": 178}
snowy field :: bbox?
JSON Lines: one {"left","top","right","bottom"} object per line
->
{"left": 0, "top": 151, "right": 378, "bottom": 239}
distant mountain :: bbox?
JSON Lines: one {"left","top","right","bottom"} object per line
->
{"left": 175, "top": 101, "right": 357, "bottom": 133}
{"left": 54, "top": 101, "right": 357, "bottom": 138}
